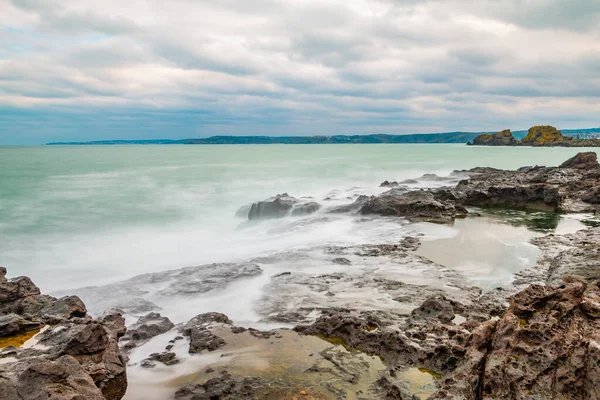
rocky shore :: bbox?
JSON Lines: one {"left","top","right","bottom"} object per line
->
{"left": 2, "top": 152, "right": 599, "bottom": 399}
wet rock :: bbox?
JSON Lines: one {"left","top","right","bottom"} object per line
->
{"left": 0, "top": 275, "right": 40, "bottom": 303}
{"left": 291, "top": 201, "right": 322, "bottom": 216}
{"left": 360, "top": 190, "right": 467, "bottom": 222}
{"left": 527, "top": 227, "right": 600, "bottom": 285}
{"left": 143, "top": 351, "right": 180, "bottom": 366}
{"left": 175, "top": 372, "right": 266, "bottom": 400}
{"left": 248, "top": 193, "right": 299, "bottom": 220}
{"left": 327, "top": 195, "right": 370, "bottom": 213}
{"left": 450, "top": 153, "right": 600, "bottom": 213}
{"left": 181, "top": 313, "right": 232, "bottom": 354}
{"left": 380, "top": 180, "right": 399, "bottom": 187}
{"left": 332, "top": 257, "right": 351, "bottom": 265}
{"left": 411, "top": 297, "right": 455, "bottom": 324}
{"left": 124, "top": 312, "right": 174, "bottom": 342}
{"left": 58, "top": 262, "right": 262, "bottom": 316}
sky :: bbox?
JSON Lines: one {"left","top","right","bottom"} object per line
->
{"left": 1, "top": 0, "right": 599, "bottom": 144}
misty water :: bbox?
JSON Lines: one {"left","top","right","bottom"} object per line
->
{"left": 3, "top": 144, "right": 599, "bottom": 399}
{"left": 1, "top": 144, "right": 597, "bottom": 294}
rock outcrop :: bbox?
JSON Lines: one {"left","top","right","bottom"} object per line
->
{"left": 246, "top": 193, "right": 322, "bottom": 220}
{"left": 470, "top": 129, "right": 519, "bottom": 146}
{"left": 521, "top": 125, "right": 571, "bottom": 146}
{"left": 432, "top": 276, "right": 600, "bottom": 399}
{"left": 360, "top": 190, "right": 468, "bottom": 222}
{"left": 0, "top": 268, "right": 127, "bottom": 400}
{"left": 450, "top": 153, "right": 600, "bottom": 213}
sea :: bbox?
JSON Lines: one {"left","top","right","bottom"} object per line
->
{"left": 0, "top": 144, "right": 598, "bottom": 310}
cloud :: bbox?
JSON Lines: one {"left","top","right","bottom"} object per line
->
{"left": 1, "top": 0, "right": 599, "bottom": 144}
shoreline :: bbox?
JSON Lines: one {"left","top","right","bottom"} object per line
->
{"left": 1, "top": 152, "right": 600, "bottom": 399}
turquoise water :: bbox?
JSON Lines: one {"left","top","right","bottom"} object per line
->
{"left": 0, "top": 144, "right": 597, "bottom": 291}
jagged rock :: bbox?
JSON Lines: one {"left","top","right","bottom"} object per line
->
{"left": 560, "top": 151, "right": 599, "bottom": 169}
{"left": 0, "top": 355, "right": 107, "bottom": 400}
{"left": 181, "top": 313, "right": 232, "bottom": 354}
{"left": 175, "top": 372, "right": 266, "bottom": 400}
{"left": 123, "top": 312, "right": 174, "bottom": 343}
{"left": 248, "top": 193, "right": 298, "bottom": 219}
{"left": 327, "top": 194, "right": 370, "bottom": 213}
{"left": 0, "top": 313, "right": 42, "bottom": 337}
{"left": 291, "top": 201, "right": 321, "bottom": 216}
{"left": 58, "top": 262, "right": 263, "bottom": 316}
{"left": 450, "top": 153, "right": 600, "bottom": 213}
{"left": 411, "top": 297, "right": 455, "bottom": 324}
{"left": 0, "top": 269, "right": 128, "bottom": 400}
{"left": 432, "top": 277, "right": 600, "bottom": 399}
{"left": 360, "top": 190, "right": 468, "bottom": 222}
{"left": 522, "top": 125, "right": 571, "bottom": 146}
{"left": 469, "top": 129, "right": 519, "bottom": 146}
{"left": 143, "top": 351, "right": 180, "bottom": 366}
{"left": 380, "top": 180, "right": 400, "bottom": 187}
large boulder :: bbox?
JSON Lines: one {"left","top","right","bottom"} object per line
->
{"left": 560, "top": 151, "right": 599, "bottom": 170}
{"left": 432, "top": 277, "right": 600, "bottom": 399}
{"left": 470, "top": 129, "right": 519, "bottom": 146}
{"left": 0, "top": 268, "right": 128, "bottom": 400}
{"left": 521, "top": 125, "right": 571, "bottom": 146}
{"left": 247, "top": 193, "right": 298, "bottom": 219}
{"left": 360, "top": 190, "right": 467, "bottom": 222}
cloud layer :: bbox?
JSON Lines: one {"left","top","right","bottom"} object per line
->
{"left": 1, "top": 0, "right": 599, "bottom": 143}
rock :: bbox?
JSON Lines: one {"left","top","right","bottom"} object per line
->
{"left": 449, "top": 153, "right": 600, "bottom": 213}
{"left": 291, "top": 201, "right": 321, "bottom": 216}
{"left": 123, "top": 312, "right": 174, "bottom": 343}
{"left": 327, "top": 195, "right": 371, "bottom": 213}
{"left": 380, "top": 180, "right": 399, "bottom": 187}
{"left": 143, "top": 351, "right": 180, "bottom": 366}
{"left": 248, "top": 193, "right": 298, "bottom": 220}
{"left": 57, "top": 262, "right": 263, "bottom": 316}
{"left": 521, "top": 125, "right": 571, "bottom": 146}
{"left": 0, "top": 355, "right": 107, "bottom": 400}
{"left": 469, "top": 129, "right": 519, "bottom": 146}
{"left": 175, "top": 372, "right": 266, "bottom": 400}
{"left": 411, "top": 297, "right": 455, "bottom": 324}
{"left": 332, "top": 257, "right": 351, "bottom": 265}
{"left": 0, "top": 268, "right": 128, "bottom": 400}
{"left": 360, "top": 190, "right": 467, "bottom": 222}
{"left": 433, "top": 277, "right": 600, "bottom": 399}
{"left": 0, "top": 275, "right": 40, "bottom": 303}
{"left": 0, "top": 313, "right": 42, "bottom": 337}
{"left": 560, "top": 151, "right": 599, "bottom": 169}
{"left": 527, "top": 227, "right": 600, "bottom": 285}
{"left": 181, "top": 313, "right": 232, "bottom": 354}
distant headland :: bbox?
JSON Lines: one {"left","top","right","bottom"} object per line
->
{"left": 46, "top": 127, "right": 600, "bottom": 146}
{"left": 468, "top": 126, "right": 600, "bottom": 147}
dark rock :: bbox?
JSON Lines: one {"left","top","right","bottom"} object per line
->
{"left": 0, "top": 313, "right": 42, "bottom": 337}
{"left": 332, "top": 257, "right": 352, "bottom": 265}
{"left": 181, "top": 313, "right": 232, "bottom": 354}
{"left": 248, "top": 193, "right": 298, "bottom": 220}
{"left": 411, "top": 297, "right": 455, "bottom": 324}
{"left": 470, "top": 129, "right": 519, "bottom": 146}
{"left": 124, "top": 312, "right": 174, "bottom": 343}
{"left": 175, "top": 372, "right": 265, "bottom": 400}
{"left": 144, "top": 351, "right": 180, "bottom": 366}
{"left": 560, "top": 151, "right": 599, "bottom": 170}
{"left": 380, "top": 180, "right": 399, "bottom": 187}
{"left": 327, "top": 195, "right": 370, "bottom": 213}
{"left": 291, "top": 201, "right": 321, "bottom": 216}
{"left": 360, "top": 190, "right": 466, "bottom": 222}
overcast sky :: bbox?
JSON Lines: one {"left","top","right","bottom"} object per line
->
{"left": 1, "top": 0, "right": 599, "bottom": 144}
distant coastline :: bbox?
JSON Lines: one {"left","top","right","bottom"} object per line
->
{"left": 46, "top": 128, "right": 600, "bottom": 146}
